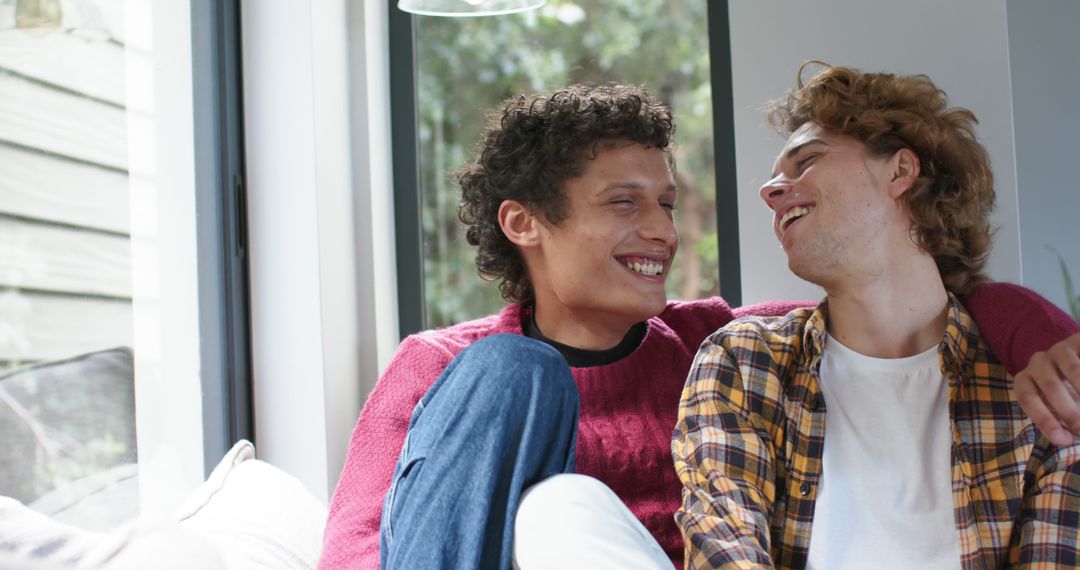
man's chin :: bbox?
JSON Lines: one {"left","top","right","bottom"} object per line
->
{"left": 608, "top": 295, "right": 666, "bottom": 325}
{"left": 639, "top": 294, "right": 668, "bottom": 320}
{"left": 787, "top": 257, "right": 821, "bottom": 286}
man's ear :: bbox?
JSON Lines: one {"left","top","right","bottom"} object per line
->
{"left": 888, "top": 147, "right": 921, "bottom": 199}
{"left": 498, "top": 199, "right": 541, "bottom": 247}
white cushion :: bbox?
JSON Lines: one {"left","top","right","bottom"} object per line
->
{"left": 0, "top": 496, "right": 103, "bottom": 568}
{"left": 78, "top": 520, "right": 226, "bottom": 570}
{"left": 0, "top": 440, "right": 327, "bottom": 570}
{"left": 173, "top": 440, "right": 327, "bottom": 570}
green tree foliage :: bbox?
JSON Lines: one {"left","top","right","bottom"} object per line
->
{"left": 416, "top": 0, "right": 719, "bottom": 327}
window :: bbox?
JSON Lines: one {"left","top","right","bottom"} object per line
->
{"left": 0, "top": 0, "right": 248, "bottom": 526}
{"left": 391, "top": 0, "right": 739, "bottom": 333}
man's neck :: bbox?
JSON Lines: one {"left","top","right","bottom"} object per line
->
{"left": 531, "top": 304, "right": 635, "bottom": 351}
{"left": 823, "top": 257, "right": 949, "bottom": 359}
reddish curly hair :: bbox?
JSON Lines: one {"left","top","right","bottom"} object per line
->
{"left": 457, "top": 83, "right": 675, "bottom": 303}
{"left": 766, "top": 62, "right": 995, "bottom": 296}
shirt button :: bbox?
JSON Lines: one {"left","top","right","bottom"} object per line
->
{"left": 809, "top": 395, "right": 823, "bottom": 412}
{"left": 799, "top": 483, "right": 811, "bottom": 496}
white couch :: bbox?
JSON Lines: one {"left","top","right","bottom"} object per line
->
{"left": 0, "top": 440, "right": 327, "bottom": 570}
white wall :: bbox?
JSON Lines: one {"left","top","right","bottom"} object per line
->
{"left": 1007, "top": 0, "right": 1080, "bottom": 313}
{"left": 242, "top": 0, "right": 398, "bottom": 501}
{"left": 730, "top": 0, "right": 1022, "bottom": 304}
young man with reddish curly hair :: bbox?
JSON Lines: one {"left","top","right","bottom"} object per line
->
{"left": 674, "top": 65, "right": 1080, "bottom": 569}
{"left": 319, "top": 83, "right": 1078, "bottom": 569}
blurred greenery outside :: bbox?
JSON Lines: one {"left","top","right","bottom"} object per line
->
{"left": 416, "top": 0, "right": 720, "bottom": 328}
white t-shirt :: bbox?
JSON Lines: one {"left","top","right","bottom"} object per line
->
{"left": 805, "top": 334, "right": 961, "bottom": 570}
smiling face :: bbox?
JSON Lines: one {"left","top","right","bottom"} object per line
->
{"left": 759, "top": 122, "right": 909, "bottom": 288}
{"left": 522, "top": 140, "right": 678, "bottom": 348}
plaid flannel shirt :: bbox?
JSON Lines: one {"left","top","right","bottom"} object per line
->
{"left": 672, "top": 294, "right": 1080, "bottom": 569}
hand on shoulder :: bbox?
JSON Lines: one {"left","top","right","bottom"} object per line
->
{"left": 1014, "top": 332, "right": 1080, "bottom": 446}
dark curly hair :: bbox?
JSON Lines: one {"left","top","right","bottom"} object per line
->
{"left": 766, "top": 62, "right": 996, "bottom": 296}
{"left": 457, "top": 83, "right": 675, "bottom": 303}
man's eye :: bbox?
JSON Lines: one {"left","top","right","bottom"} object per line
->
{"left": 661, "top": 202, "right": 676, "bottom": 211}
{"left": 796, "top": 153, "right": 819, "bottom": 171}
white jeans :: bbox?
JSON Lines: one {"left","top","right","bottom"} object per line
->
{"left": 512, "top": 474, "right": 676, "bottom": 570}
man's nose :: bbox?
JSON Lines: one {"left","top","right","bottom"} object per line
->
{"left": 641, "top": 205, "right": 678, "bottom": 246}
{"left": 759, "top": 178, "right": 792, "bottom": 211}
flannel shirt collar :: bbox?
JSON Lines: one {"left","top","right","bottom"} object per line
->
{"left": 800, "top": 299, "right": 829, "bottom": 371}
{"left": 798, "top": 291, "right": 975, "bottom": 384}
{"left": 940, "top": 291, "right": 977, "bottom": 382}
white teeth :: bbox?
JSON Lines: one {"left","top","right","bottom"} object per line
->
{"left": 624, "top": 260, "right": 663, "bottom": 276}
{"left": 780, "top": 205, "right": 813, "bottom": 231}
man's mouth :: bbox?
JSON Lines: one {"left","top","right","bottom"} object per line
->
{"left": 617, "top": 256, "right": 664, "bottom": 277}
{"left": 779, "top": 205, "right": 814, "bottom": 232}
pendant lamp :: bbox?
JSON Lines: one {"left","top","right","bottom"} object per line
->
{"left": 397, "top": 0, "right": 545, "bottom": 17}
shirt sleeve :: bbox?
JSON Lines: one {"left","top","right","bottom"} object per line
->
{"left": 672, "top": 330, "right": 782, "bottom": 570}
{"left": 1010, "top": 439, "right": 1080, "bottom": 566}
{"left": 965, "top": 282, "right": 1080, "bottom": 375}
{"left": 318, "top": 336, "right": 452, "bottom": 570}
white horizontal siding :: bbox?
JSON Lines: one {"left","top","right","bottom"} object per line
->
{"left": 0, "top": 292, "right": 132, "bottom": 361}
{"left": 0, "top": 71, "right": 128, "bottom": 170}
{"left": 0, "top": 144, "right": 129, "bottom": 233}
{"left": 0, "top": 18, "right": 135, "bottom": 367}
{"left": 0, "top": 217, "right": 131, "bottom": 297}
{"left": 0, "top": 28, "right": 125, "bottom": 105}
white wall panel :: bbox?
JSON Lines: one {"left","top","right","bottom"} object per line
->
{"left": 729, "top": 0, "right": 1020, "bottom": 304}
{"left": 1008, "top": 0, "right": 1080, "bottom": 314}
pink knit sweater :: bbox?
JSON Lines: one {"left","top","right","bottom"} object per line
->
{"left": 319, "top": 284, "right": 1077, "bottom": 569}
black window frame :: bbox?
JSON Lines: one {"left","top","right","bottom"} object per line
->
{"left": 191, "top": 0, "right": 253, "bottom": 474}
{"left": 388, "top": 0, "right": 740, "bottom": 338}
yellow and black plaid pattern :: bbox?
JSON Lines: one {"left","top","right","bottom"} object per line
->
{"left": 672, "top": 294, "right": 1080, "bottom": 569}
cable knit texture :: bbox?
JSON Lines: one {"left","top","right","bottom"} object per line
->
{"left": 318, "top": 284, "right": 1076, "bottom": 569}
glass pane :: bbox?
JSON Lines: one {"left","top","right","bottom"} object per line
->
{"left": 0, "top": 0, "right": 200, "bottom": 530}
{"left": 415, "top": 0, "right": 717, "bottom": 328}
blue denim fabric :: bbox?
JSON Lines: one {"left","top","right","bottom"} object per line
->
{"left": 380, "top": 334, "right": 580, "bottom": 570}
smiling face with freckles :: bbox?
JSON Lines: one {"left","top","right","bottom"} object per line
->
{"left": 509, "top": 139, "right": 678, "bottom": 349}
{"left": 759, "top": 122, "right": 911, "bottom": 289}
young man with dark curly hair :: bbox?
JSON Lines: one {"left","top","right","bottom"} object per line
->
{"left": 318, "top": 83, "right": 1079, "bottom": 570}
{"left": 674, "top": 65, "right": 1080, "bottom": 569}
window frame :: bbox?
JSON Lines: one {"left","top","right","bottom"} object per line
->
{"left": 387, "top": 0, "right": 742, "bottom": 338}
{"left": 190, "top": 0, "right": 254, "bottom": 473}
{"left": 388, "top": 1, "right": 427, "bottom": 338}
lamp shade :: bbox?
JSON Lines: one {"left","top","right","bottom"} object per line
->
{"left": 398, "top": 0, "right": 545, "bottom": 17}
